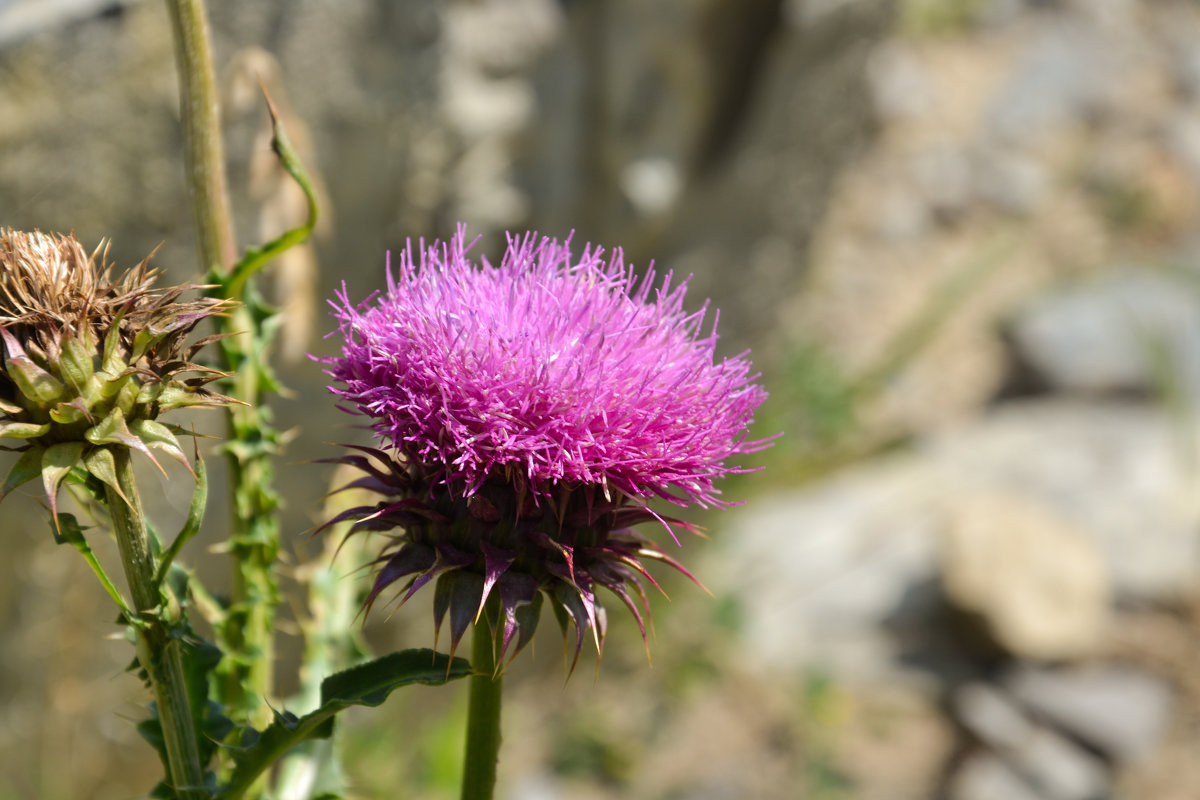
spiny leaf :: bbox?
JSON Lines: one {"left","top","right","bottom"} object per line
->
{"left": 216, "top": 650, "right": 469, "bottom": 800}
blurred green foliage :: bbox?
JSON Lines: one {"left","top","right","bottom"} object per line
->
{"left": 900, "top": 0, "right": 985, "bottom": 35}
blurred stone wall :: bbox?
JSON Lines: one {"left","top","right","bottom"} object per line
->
{"left": 12, "top": 0, "right": 1200, "bottom": 797}
{"left": 0, "top": 2, "right": 891, "bottom": 796}
{"left": 0, "top": 0, "right": 889, "bottom": 353}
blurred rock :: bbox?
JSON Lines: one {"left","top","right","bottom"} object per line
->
{"left": 1170, "top": 31, "right": 1200, "bottom": 100}
{"left": 502, "top": 774, "right": 569, "bottom": 800}
{"left": 972, "top": 146, "right": 1049, "bottom": 214}
{"left": 867, "top": 41, "right": 934, "bottom": 120}
{"left": 833, "top": 684, "right": 956, "bottom": 800}
{"left": 718, "top": 399, "right": 1200, "bottom": 676}
{"left": 1166, "top": 109, "right": 1200, "bottom": 188}
{"left": 1004, "top": 664, "right": 1173, "bottom": 763}
{"left": 929, "top": 400, "right": 1200, "bottom": 602}
{"left": 711, "top": 456, "right": 943, "bottom": 678}
{"left": 987, "top": 27, "right": 1108, "bottom": 145}
{"left": 976, "top": 0, "right": 1029, "bottom": 29}
{"left": 1007, "top": 268, "right": 1200, "bottom": 397}
{"left": 955, "top": 682, "right": 1111, "bottom": 800}
{"left": 619, "top": 156, "right": 683, "bottom": 216}
{"left": 0, "top": 0, "right": 142, "bottom": 47}
{"left": 875, "top": 184, "right": 935, "bottom": 240}
{"left": 948, "top": 752, "right": 1042, "bottom": 800}
{"left": 957, "top": 682, "right": 1035, "bottom": 748}
{"left": 912, "top": 142, "right": 973, "bottom": 217}
{"left": 1066, "top": 0, "right": 1136, "bottom": 29}
{"left": 939, "top": 491, "right": 1110, "bottom": 660}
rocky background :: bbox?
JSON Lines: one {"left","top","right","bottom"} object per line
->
{"left": 4, "top": 0, "right": 1200, "bottom": 798}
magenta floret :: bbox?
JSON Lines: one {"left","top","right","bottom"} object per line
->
{"left": 324, "top": 225, "right": 769, "bottom": 508}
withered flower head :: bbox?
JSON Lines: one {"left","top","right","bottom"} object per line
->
{"left": 0, "top": 228, "right": 233, "bottom": 517}
{"left": 320, "top": 227, "right": 771, "bottom": 672}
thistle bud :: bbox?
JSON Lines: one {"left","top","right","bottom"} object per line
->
{"left": 0, "top": 229, "right": 233, "bottom": 516}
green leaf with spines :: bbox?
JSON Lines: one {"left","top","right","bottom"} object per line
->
{"left": 215, "top": 650, "right": 470, "bottom": 799}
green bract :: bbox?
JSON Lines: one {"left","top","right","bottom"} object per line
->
{"left": 0, "top": 228, "right": 233, "bottom": 517}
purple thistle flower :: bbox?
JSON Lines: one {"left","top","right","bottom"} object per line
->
{"left": 320, "top": 225, "right": 770, "bottom": 670}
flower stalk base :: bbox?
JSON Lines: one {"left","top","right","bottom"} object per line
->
{"left": 461, "top": 617, "right": 503, "bottom": 800}
{"left": 106, "top": 447, "right": 206, "bottom": 799}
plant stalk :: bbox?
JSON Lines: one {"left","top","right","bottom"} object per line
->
{"left": 461, "top": 621, "right": 503, "bottom": 800}
{"left": 220, "top": 344, "right": 281, "bottom": 731}
{"left": 274, "top": 490, "right": 371, "bottom": 799}
{"left": 107, "top": 448, "right": 206, "bottom": 800}
{"left": 164, "top": 0, "right": 237, "bottom": 276}
{"left": 163, "top": 0, "right": 280, "bottom": 737}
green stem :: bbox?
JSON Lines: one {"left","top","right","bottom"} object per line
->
{"left": 220, "top": 305, "right": 280, "bottom": 731}
{"left": 107, "top": 448, "right": 206, "bottom": 800}
{"left": 273, "top": 512, "right": 369, "bottom": 798}
{"left": 163, "top": 0, "right": 280, "bottom": 739}
{"left": 461, "top": 621, "right": 503, "bottom": 800}
{"left": 164, "top": 0, "right": 237, "bottom": 276}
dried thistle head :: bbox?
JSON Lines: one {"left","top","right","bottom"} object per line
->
{"left": 0, "top": 228, "right": 235, "bottom": 517}
{"left": 0, "top": 229, "right": 102, "bottom": 323}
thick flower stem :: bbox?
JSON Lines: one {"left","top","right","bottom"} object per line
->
{"left": 107, "top": 448, "right": 206, "bottom": 800}
{"left": 164, "top": 0, "right": 237, "bottom": 277}
{"left": 461, "top": 620, "right": 503, "bottom": 800}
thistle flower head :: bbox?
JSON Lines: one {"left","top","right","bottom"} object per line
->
{"left": 321, "top": 226, "right": 770, "bottom": 669}
{"left": 0, "top": 228, "right": 233, "bottom": 518}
